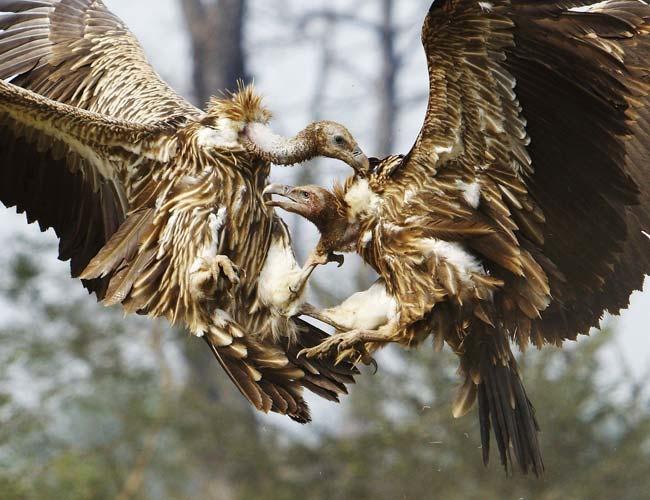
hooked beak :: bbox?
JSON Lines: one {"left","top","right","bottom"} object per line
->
{"left": 352, "top": 147, "right": 370, "bottom": 173}
{"left": 263, "top": 184, "right": 301, "bottom": 212}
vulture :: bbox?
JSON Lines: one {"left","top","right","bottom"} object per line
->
{"left": 266, "top": 0, "right": 650, "bottom": 475}
{"left": 0, "top": 0, "right": 371, "bottom": 422}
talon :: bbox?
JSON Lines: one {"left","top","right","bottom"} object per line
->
{"left": 361, "top": 356, "right": 379, "bottom": 375}
{"left": 328, "top": 252, "right": 345, "bottom": 268}
{"left": 362, "top": 353, "right": 378, "bottom": 372}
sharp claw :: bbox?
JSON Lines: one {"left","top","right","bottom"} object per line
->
{"left": 363, "top": 354, "right": 378, "bottom": 373}
{"left": 328, "top": 252, "right": 345, "bottom": 268}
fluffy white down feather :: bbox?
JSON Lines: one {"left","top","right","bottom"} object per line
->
{"left": 455, "top": 180, "right": 481, "bottom": 209}
{"left": 419, "top": 238, "right": 485, "bottom": 285}
{"left": 344, "top": 178, "right": 382, "bottom": 219}
{"left": 196, "top": 119, "right": 242, "bottom": 149}
{"left": 257, "top": 235, "right": 306, "bottom": 317}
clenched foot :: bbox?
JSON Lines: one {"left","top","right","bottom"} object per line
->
{"left": 298, "top": 329, "right": 375, "bottom": 366}
{"left": 190, "top": 254, "right": 241, "bottom": 300}
{"left": 306, "top": 251, "right": 345, "bottom": 268}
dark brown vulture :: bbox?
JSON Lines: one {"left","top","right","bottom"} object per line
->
{"left": 0, "top": 0, "right": 371, "bottom": 422}
{"left": 266, "top": 0, "right": 650, "bottom": 475}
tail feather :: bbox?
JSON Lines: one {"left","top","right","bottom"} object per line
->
{"left": 202, "top": 316, "right": 358, "bottom": 424}
{"left": 476, "top": 338, "right": 544, "bottom": 476}
{"left": 455, "top": 324, "right": 544, "bottom": 476}
{"left": 203, "top": 325, "right": 312, "bottom": 423}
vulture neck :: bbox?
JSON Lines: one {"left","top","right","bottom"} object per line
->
{"left": 314, "top": 196, "right": 359, "bottom": 254}
{"left": 245, "top": 123, "right": 315, "bottom": 166}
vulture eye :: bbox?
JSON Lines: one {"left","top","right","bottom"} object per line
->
{"left": 334, "top": 135, "right": 345, "bottom": 146}
{"left": 301, "top": 191, "right": 311, "bottom": 200}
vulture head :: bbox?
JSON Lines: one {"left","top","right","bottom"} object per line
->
{"left": 206, "top": 84, "right": 369, "bottom": 171}
{"left": 264, "top": 184, "right": 334, "bottom": 225}
{"left": 303, "top": 121, "right": 369, "bottom": 173}
{"left": 264, "top": 184, "right": 358, "bottom": 255}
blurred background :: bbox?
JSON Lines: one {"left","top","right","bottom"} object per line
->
{"left": 1, "top": 1, "right": 649, "bottom": 498}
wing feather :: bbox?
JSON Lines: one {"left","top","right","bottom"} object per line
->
{"left": 0, "top": 0, "right": 200, "bottom": 123}
{"left": 0, "top": 0, "right": 196, "bottom": 297}
{"left": 0, "top": 78, "right": 177, "bottom": 296}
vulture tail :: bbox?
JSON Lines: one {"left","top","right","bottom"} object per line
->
{"left": 455, "top": 327, "right": 544, "bottom": 476}
{"left": 201, "top": 316, "right": 359, "bottom": 424}
{"left": 202, "top": 321, "right": 312, "bottom": 424}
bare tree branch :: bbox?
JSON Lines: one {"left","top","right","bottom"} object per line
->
{"left": 376, "top": 0, "right": 399, "bottom": 156}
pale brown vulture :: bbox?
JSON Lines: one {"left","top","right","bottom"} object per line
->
{"left": 0, "top": 0, "right": 371, "bottom": 422}
{"left": 266, "top": 0, "right": 650, "bottom": 474}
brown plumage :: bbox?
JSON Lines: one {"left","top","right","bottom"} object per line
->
{"left": 0, "top": 0, "right": 371, "bottom": 422}
{"left": 272, "top": 0, "right": 650, "bottom": 475}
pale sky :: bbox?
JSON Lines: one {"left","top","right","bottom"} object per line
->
{"left": 0, "top": 1, "right": 648, "bottom": 429}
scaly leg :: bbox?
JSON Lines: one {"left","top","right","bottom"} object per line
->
{"left": 288, "top": 250, "right": 345, "bottom": 300}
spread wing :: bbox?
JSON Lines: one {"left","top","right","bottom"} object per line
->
{"left": 397, "top": 0, "right": 650, "bottom": 343}
{"left": 0, "top": 78, "right": 178, "bottom": 295}
{"left": 0, "top": 0, "right": 199, "bottom": 122}
{"left": 0, "top": 0, "right": 197, "bottom": 296}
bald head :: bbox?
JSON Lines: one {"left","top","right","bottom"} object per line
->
{"left": 264, "top": 184, "right": 336, "bottom": 229}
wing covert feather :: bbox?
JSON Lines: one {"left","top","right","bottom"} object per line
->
{"left": 0, "top": 0, "right": 194, "bottom": 297}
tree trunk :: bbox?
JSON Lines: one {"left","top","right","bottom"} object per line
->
{"left": 376, "top": 0, "right": 398, "bottom": 157}
{"left": 181, "top": 0, "right": 248, "bottom": 106}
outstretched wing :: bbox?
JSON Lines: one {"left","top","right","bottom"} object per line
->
{"left": 0, "top": 0, "right": 196, "bottom": 296}
{"left": 0, "top": 78, "right": 177, "bottom": 295}
{"left": 396, "top": 0, "right": 650, "bottom": 343}
{"left": 0, "top": 0, "right": 199, "bottom": 122}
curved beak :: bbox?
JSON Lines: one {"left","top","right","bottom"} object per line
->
{"left": 264, "top": 183, "right": 291, "bottom": 198}
{"left": 263, "top": 183, "right": 300, "bottom": 212}
{"left": 352, "top": 146, "right": 370, "bottom": 173}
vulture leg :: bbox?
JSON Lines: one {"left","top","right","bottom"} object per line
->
{"left": 288, "top": 250, "right": 344, "bottom": 299}
{"left": 299, "top": 303, "right": 352, "bottom": 331}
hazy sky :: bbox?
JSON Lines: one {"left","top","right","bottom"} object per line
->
{"left": 0, "top": 0, "right": 648, "bottom": 416}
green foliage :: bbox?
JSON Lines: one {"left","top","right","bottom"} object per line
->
{"left": 0, "top": 240, "right": 269, "bottom": 499}
{"left": 1, "top": 238, "right": 649, "bottom": 500}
